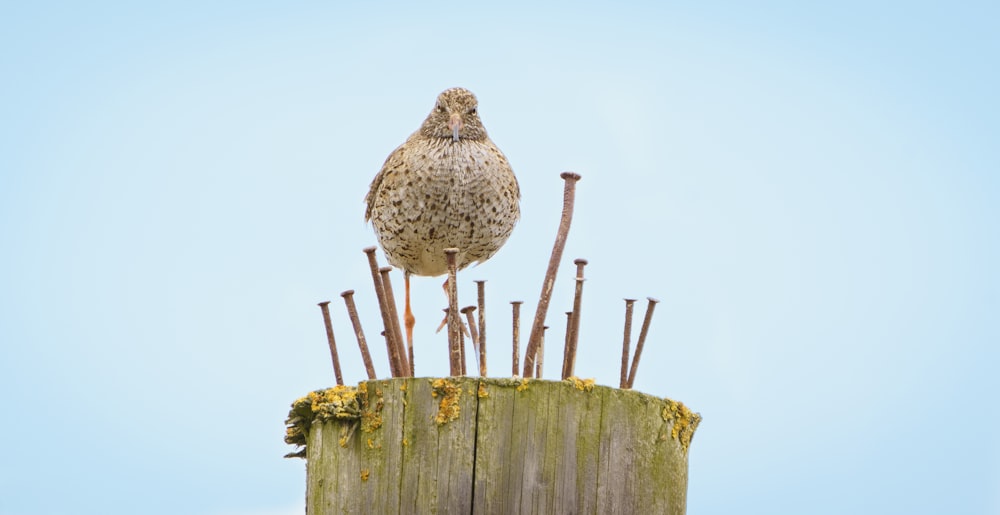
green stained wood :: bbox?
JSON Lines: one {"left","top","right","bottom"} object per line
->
{"left": 398, "top": 378, "right": 478, "bottom": 512}
{"left": 288, "top": 377, "right": 700, "bottom": 515}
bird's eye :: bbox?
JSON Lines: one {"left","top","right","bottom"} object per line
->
{"left": 468, "top": 108, "right": 477, "bottom": 115}
{"left": 436, "top": 105, "right": 446, "bottom": 113}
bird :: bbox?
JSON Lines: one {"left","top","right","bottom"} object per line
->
{"left": 365, "top": 87, "right": 521, "bottom": 353}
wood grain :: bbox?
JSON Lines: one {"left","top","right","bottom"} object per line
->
{"left": 301, "top": 378, "right": 699, "bottom": 514}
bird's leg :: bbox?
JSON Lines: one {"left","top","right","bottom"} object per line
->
{"left": 404, "top": 271, "right": 416, "bottom": 362}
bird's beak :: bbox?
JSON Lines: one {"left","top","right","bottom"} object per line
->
{"left": 448, "top": 113, "right": 462, "bottom": 142}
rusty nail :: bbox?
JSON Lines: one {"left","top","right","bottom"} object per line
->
{"left": 561, "top": 311, "right": 573, "bottom": 379}
{"left": 379, "top": 266, "right": 409, "bottom": 377}
{"left": 458, "top": 311, "right": 467, "bottom": 376}
{"left": 444, "top": 305, "right": 467, "bottom": 375}
{"left": 523, "top": 172, "right": 582, "bottom": 377}
{"left": 620, "top": 298, "right": 637, "bottom": 389}
{"left": 475, "top": 280, "right": 487, "bottom": 377}
{"left": 341, "top": 289, "right": 377, "bottom": 380}
{"left": 363, "top": 247, "right": 401, "bottom": 377}
{"left": 564, "top": 258, "right": 588, "bottom": 379}
{"left": 627, "top": 297, "right": 660, "bottom": 389}
{"left": 318, "top": 301, "right": 344, "bottom": 386}
{"left": 461, "top": 306, "right": 481, "bottom": 376}
{"left": 511, "top": 301, "right": 523, "bottom": 377}
{"left": 536, "top": 325, "right": 548, "bottom": 378}
{"left": 444, "top": 248, "right": 462, "bottom": 376}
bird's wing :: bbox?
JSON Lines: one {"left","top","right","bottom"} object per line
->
{"left": 364, "top": 136, "right": 413, "bottom": 222}
{"left": 487, "top": 138, "right": 522, "bottom": 230}
{"left": 507, "top": 155, "right": 522, "bottom": 203}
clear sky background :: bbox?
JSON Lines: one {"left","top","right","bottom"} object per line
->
{"left": 1, "top": 2, "right": 997, "bottom": 514}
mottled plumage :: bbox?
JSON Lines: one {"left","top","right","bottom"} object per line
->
{"left": 365, "top": 87, "right": 520, "bottom": 277}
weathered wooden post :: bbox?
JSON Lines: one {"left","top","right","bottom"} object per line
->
{"left": 292, "top": 169, "right": 700, "bottom": 512}
{"left": 286, "top": 377, "right": 700, "bottom": 514}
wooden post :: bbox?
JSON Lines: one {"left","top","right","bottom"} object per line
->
{"left": 286, "top": 378, "right": 700, "bottom": 514}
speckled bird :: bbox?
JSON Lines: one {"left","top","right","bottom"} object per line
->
{"left": 365, "top": 87, "right": 521, "bottom": 347}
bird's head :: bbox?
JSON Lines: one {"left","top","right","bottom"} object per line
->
{"left": 419, "top": 87, "right": 487, "bottom": 142}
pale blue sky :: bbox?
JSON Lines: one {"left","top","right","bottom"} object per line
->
{"left": 1, "top": 2, "right": 997, "bottom": 514}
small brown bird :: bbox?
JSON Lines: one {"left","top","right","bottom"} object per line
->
{"left": 365, "top": 87, "right": 520, "bottom": 348}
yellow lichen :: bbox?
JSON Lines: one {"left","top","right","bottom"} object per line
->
{"left": 516, "top": 379, "right": 530, "bottom": 392}
{"left": 431, "top": 378, "right": 461, "bottom": 425}
{"left": 361, "top": 407, "right": 382, "bottom": 433}
{"left": 360, "top": 384, "right": 385, "bottom": 433}
{"left": 568, "top": 377, "right": 596, "bottom": 392}
{"left": 367, "top": 438, "right": 374, "bottom": 449}
{"left": 402, "top": 437, "right": 409, "bottom": 447}
{"left": 307, "top": 386, "right": 360, "bottom": 419}
{"left": 284, "top": 385, "right": 361, "bottom": 455}
{"left": 662, "top": 398, "right": 701, "bottom": 453}
{"left": 361, "top": 469, "right": 370, "bottom": 481}
{"left": 478, "top": 382, "right": 489, "bottom": 398}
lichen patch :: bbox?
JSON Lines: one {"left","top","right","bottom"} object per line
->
{"left": 431, "top": 378, "right": 462, "bottom": 425}
{"left": 661, "top": 398, "right": 702, "bottom": 453}
{"left": 567, "top": 376, "right": 596, "bottom": 392}
{"left": 284, "top": 385, "right": 361, "bottom": 456}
